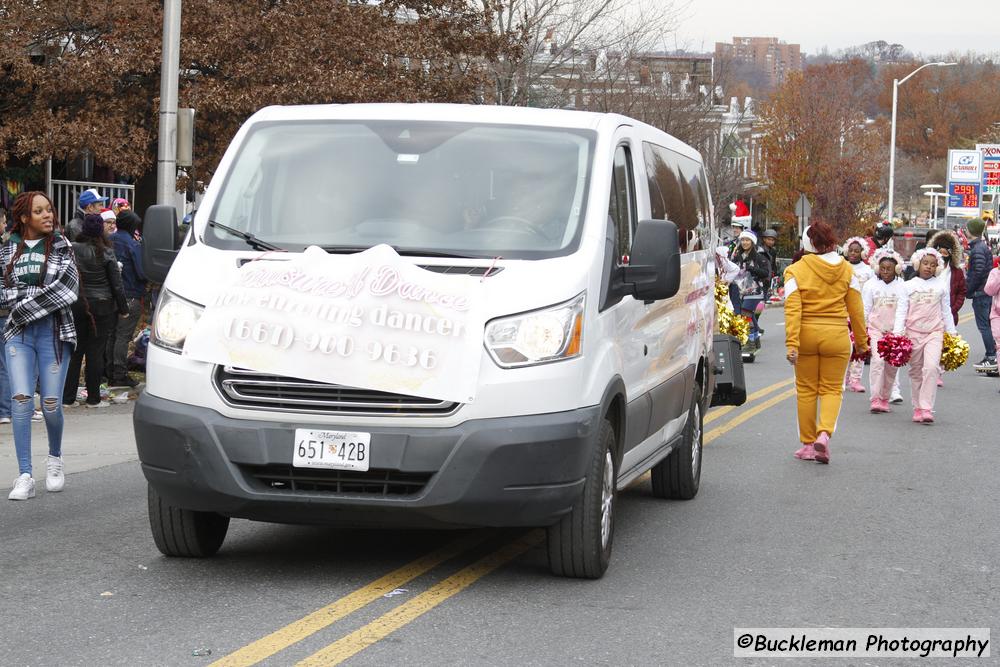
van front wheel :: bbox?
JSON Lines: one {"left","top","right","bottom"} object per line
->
{"left": 147, "top": 485, "right": 230, "bottom": 558}
{"left": 546, "top": 418, "right": 617, "bottom": 579}
{"left": 651, "top": 381, "right": 703, "bottom": 500}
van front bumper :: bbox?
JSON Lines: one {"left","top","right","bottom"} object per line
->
{"left": 133, "top": 393, "right": 601, "bottom": 529}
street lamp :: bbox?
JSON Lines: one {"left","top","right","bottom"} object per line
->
{"left": 887, "top": 62, "right": 958, "bottom": 224}
{"left": 921, "top": 184, "right": 943, "bottom": 222}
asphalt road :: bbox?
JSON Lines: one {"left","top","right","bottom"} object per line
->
{"left": 1, "top": 307, "right": 997, "bottom": 666}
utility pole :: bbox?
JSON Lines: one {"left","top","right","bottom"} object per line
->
{"left": 157, "top": 0, "right": 182, "bottom": 207}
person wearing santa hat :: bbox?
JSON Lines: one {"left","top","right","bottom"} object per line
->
{"left": 729, "top": 229, "right": 769, "bottom": 349}
{"left": 900, "top": 247, "right": 957, "bottom": 424}
{"left": 842, "top": 236, "right": 874, "bottom": 392}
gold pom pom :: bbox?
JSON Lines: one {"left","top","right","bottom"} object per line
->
{"left": 940, "top": 333, "right": 970, "bottom": 372}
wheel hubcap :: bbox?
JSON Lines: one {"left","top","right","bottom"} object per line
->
{"left": 691, "top": 403, "right": 702, "bottom": 476}
{"left": 600, "top": 450, "right": 614, "bottom": 549}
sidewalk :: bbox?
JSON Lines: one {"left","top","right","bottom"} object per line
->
{"left": 0, "top": 400, "right": 138, "bottom": 483}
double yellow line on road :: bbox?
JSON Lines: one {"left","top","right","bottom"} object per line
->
{"left": 211, "top": 375, "right": 798, "bottom": 667}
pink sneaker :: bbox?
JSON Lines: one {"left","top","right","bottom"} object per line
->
{"left": 847, "top": 380, "right": 866, "bottom": 393}
{"left": 812, "top": 432, "right": 830, "bottom": 464}
{"left": 912, "top": 409, "right": 923, "bottom": 423}
{"left": 870, "top": 399, "right": 889, "bottom": 413}
{"left": 793, "top": 443, "right": 816, "bottom": 460}
{"left": 936, "top": 378, "right": 943, "bottom": 387}
{"left": 922, "top": 409, "right": 935, "bottom": 424}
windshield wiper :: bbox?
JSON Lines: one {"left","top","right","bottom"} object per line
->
{"left": 207, "top": 219, "right": 283, "bottom": 252}
{"left": 320, "top": 245, "right": 479, "bottom": 259}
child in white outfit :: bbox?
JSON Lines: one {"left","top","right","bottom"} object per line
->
{"left": 901, "top": 248, "right": 957, "bottom": 424}
{"left": 862, "top": 248, "right": 907, "bottom": 412}
{"left": 844, "top": 237, "right": 874, "bottom": 392}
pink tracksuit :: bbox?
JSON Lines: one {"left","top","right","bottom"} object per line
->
{"left": 846, "top": 261, "right": 875, "bottom": 385}
{"left": 902, "top": 275, "right": 956, "bottom": 411}
{"left": 862, "top": 276, "right": 907, "bottom": 402}
{"left": 984, "top": 268, "right": 1000, "bottom": 347}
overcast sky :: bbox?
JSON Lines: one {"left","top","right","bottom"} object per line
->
{"left": 673, "top": 0, "right": 998, "bottom": 57}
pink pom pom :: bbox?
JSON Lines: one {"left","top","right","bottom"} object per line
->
{"left": 877, "top": 333, "right": 913, "bottom": 367}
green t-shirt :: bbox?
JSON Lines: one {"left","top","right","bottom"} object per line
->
{"left": 13, "top": 239, "right": 46, "bottom": 287}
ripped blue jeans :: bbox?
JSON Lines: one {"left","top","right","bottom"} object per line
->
{"left": 4, "top": 316, "right": 72, "bottom": 476}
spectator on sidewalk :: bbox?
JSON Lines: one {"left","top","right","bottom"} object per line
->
{"left": 62, "top": 214, "right": 129, "bottom": 409}
{"left": 965, "top": 218, "right": 996, "bottom": 372}
{"left": 783, "top": 221, "right": 868, "bottom": 465}
{"left": 111, "top": 198, "right": 142, "bottom": 240}
{"left": 983, "top": 261, "right": 1000, "bottom": 394}
{"left": 66, "top": 188, "right": 108, "bottom": 242}
{"left": 2, "top": 191, "right": 79, "bottom": 501}
{"left": 107, "top": 207, "right": 147, "bottom": 387}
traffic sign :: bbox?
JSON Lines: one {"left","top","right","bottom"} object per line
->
{"left": 795, "top": 194, "right": 812, "bottom": 219}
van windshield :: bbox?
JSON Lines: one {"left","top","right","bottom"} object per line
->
{"left": 207, "top": 120, "right": 595, "bottom": 260}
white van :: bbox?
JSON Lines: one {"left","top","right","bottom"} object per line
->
{"left": 137, "top": 104, "right": 742, "bottom": 578}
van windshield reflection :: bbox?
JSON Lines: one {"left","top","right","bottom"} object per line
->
{"left": 207, "top": 121, "right": 595, "bottom": 260}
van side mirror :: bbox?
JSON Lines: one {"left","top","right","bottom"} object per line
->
{"left": 142, "top": 205, "right": 180, "bottom": 284}
{"left": 622, "top": 219, "right": 681, "bottom": 300}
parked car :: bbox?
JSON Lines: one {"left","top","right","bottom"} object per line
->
{"left": 136, "top": 103, "right": 745, "bottom": 578}
{"left": 892, "top": 227, "right": 930, "bottom": 261}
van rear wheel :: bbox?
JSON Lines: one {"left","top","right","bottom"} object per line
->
{"left": 651, "top": 381, "right": 703, "bottom": 500}
{"left": 546, "top": 418, "right": 617, "bottom": 579}
{"left": 147, "top": 485, "right": 230, "bottom": 557}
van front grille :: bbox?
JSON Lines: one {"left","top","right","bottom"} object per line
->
{"left": 214, "top": 366, "right": 458, "bottom": 416}
{"left": 240, "top": 464, "right": 432, "bottom": 496}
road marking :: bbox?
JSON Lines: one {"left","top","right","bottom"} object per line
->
{"left": 218, "top": 377, "right": 803, "bottom": 664}
{"left": 705, "top": 377, "right": 794, "bottom": 425}
{"left": 295, "top": 531, "right": 544, "bottom": 667}
{"left": 209, "top": 531, "right": 489, "bottom": 667}
{"left": 959, "top": 312, "right": 974, "bottom": 325}
{"left": 704, "top": 387, "right": 798, "bottom": 444}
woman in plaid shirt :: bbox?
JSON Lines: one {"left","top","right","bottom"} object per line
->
{"left": 2, "top": 192, "right": 79, "bottom": 501}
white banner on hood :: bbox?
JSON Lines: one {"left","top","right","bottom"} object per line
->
{"left": 183, "top": 245, "right": 486, "bottom": 404}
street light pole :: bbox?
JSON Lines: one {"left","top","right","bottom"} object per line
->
{"left": 157, "top": 0, "right": 182, "bottom": 207}
{"left": 886, "top": 61, "right": 957, "bottom": 225}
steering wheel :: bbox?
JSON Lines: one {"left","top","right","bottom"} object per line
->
{"left": 468, "top": 215, "right": 549, "bottom": 238}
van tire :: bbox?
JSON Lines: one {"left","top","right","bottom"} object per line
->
{"left": 651, "top": 381, "right": 703, "bottom": 500}
{"left": 148, "top": 485, "right": 230, "bottom": 558}
{"left": 546, "top": 418, "right": 617, "bottom": 579}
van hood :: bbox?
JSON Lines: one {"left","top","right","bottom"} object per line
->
{"left": 164, "top": 243, "right": 589, "bottom": 322}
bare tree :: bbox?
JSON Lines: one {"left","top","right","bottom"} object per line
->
{"left": 480, "top": 0, "right": 682, "bottom": 106}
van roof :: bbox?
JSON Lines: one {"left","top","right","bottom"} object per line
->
{"left": 246, "top": 103, "right": 702, "bottom": 161}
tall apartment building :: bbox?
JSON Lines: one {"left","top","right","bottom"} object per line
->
{"left": 714, "top": 37, "right": 802, "bottom": 87}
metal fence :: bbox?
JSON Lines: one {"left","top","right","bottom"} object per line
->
{"left": 47, "top": 179, "right": 135, "bottom": 228}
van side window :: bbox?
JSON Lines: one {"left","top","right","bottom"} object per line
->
{"left": 608, "top": 145, "right": 637, "bottom": 264}
{"left": 642, "top": 142, "right": 708, "bottom": 253}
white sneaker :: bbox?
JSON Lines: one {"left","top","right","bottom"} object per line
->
{"left": 0, "top": 417, "right": 10, "bottom": 424}
{"left": 8, "top": 473, "right": 35, "bottom": 500}
{"left": 45, "top": 455, "right": 65, "bottom": 492}
{"left": 85, "top": 401, "right": 111, "bottom": 409}
{"left": 890, "top": 390, "right": 903, "bottom": 404}
{"left": 31, "top": 410, "right": 43, "bottom": 422}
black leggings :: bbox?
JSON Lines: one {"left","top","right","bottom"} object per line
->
{"left": 63, "top": 306, "right": 117, "bottom": 405}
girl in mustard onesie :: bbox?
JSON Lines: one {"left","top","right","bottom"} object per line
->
{"left": 783, "top": 222, "right": 868, "bottom": 464}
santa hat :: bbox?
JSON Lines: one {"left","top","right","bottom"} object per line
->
{"left": 910, "top": 247, "right": 944, "bottom": 276}
{"left": 842, "top": 236, "right": 870, "bottom": 260}
{"left": 869, "top": 247, "right": 904, "bottom": 275}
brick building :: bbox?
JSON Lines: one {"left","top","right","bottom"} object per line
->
{"left": 714, "top": 37, "right": 802, "bottom": 87}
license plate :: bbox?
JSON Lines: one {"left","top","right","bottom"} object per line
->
{"left": 292, "top": 429, "right": 371, "bottom": 471}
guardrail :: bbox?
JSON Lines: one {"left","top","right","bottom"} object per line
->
{"left": 47, "top": 179, "right": 135, "bottom": 228}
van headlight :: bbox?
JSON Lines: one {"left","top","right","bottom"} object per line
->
{"left": 485, "top": 293, "right": 584, "bottom": 368}
{"left": 151, "top": 290, "right": 204, "bottom": 354}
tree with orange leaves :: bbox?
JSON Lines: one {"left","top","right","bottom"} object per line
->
{"left": 758, "top": 60, "right": 887, "bottom": 237}
{"left": 0, "top": 0, "right": 515, "bottom": 188}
